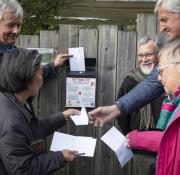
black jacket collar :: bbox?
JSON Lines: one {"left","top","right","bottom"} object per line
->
{"left": 2, "top": 92, "right": 35, "bottom": 123}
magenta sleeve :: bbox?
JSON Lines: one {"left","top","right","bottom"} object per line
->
{"left": 128, "top": 130, "right": 164, "bottom": 152}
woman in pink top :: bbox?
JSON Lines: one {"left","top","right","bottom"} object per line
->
{"left": 128, "top": 39, "right": 180, "bottom": 175}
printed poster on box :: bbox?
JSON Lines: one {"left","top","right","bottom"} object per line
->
{"left": 66, "top": 77, "right": 96, "bottom": 108}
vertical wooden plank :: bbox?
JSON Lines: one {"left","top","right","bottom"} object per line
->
{"left": 39, "top": 30, "right": 59, "bottom": 116}
{"left": 115, "top": 31, "right": 136, "bottom": 98}
{"left": 58, "top": 24, "right": 80, "bottom": 112}
{"left": 73, "top": 28, "right": 98, "bottom": 175}
{"left": 19, "top": 35, "right": 39, "bottom": 48}
{"left": 58, "top": 24, "right": 80, "bottom": 175}
{"left": 19, "top": 35, "right": 39, "bottom": 114}
{"left": 114, "top": 31, "right": 136, "bottom": 175}
{"left": 79, "top": 28, "right": 98, "bottom": 59}
{"left": 95, "top": 25, "right": 118, "bottom": 175}
{"left": 137, "top": 14, "right": 157, "bottom": 41}
{"left": 39, "top": 31, "right": 60, "bottom": 175}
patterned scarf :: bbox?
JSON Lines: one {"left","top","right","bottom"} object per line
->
{"left": 128, "top": 67, "right": 155, "bottom": 130}
{"left": 156, "top": 86, "right": 180, "bottom": 130}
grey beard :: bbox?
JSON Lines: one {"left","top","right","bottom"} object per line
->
{"left": 140, "top": 64, "right": 154, "bottom": 75}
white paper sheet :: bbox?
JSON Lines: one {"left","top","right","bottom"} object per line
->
{"left": 75, "top": 137, "right": 97, "bottom": 157}
{"left": 115, "top": 143, "right": 133, "bottom": 167}
{"left": 50, "top": 132, "right": 75, "bottom": 151}
{"left": 101, "top": 127, "right": 133, "bottom": 167}
{"left": 50, "top": 132, "right": 97, "bottom": 157}
{"left": 68, "top": 47, "right": 85, "bottom": 71}
{"left": 70, "top": 106, "right": 89, "bottom": 125}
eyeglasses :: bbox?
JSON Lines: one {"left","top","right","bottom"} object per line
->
{"left": 137, "top": 52, "right": 158, "bottom": 59}
{"left": 157, "top": 61, "right": 180, "bottom": 76}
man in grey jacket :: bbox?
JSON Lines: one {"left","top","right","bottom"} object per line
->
{"left": 89, "top": 0, "right": 180, "bottom": 127}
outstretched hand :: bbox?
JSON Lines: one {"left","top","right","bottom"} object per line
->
{"left": 53, "top": 54, "right": 73, "bottom": 67}
{"left": 63, "top": 108, "right": 80, "bottom": 121}
{"left": 88, "top": 105, "right": 121, "bottom": 127}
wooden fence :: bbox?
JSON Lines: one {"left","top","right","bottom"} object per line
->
{"left": 18, "top": 14, "right": 157, "bottom": 175}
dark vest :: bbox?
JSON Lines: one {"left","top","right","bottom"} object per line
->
{"left": 0, "top": 160, "right": 8, "bottom": 175}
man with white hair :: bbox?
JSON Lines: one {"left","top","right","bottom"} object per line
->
{"left": 89, "top": 0, "right": 180, "bottom": 127}
{"left": 117, "top": 35, "right": 160, "bottom": 134}
{"left": 0, "top": 0, "right": 72, "bottom": 80}
{"left": 117, "top": 35, "right": 163, "bottom": 175}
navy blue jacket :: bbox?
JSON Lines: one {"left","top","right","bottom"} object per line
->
{"left": 116, "top": 68, "right": 165, "bottom": 115}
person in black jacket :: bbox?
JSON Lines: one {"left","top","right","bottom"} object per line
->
{"left": 117, "top": 35, "right": 164, "bottom": 175}
{"left": 0, "top": 48, "right": 80, "bottom": 175}
{"left": 117, "top": 35, "right": 162, "bottom": 134}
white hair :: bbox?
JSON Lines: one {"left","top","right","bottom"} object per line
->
{"left": 154, "top": 0, "right": 180, "bottom": 15}
{"left": 138, "top": 35, "right": 158, "bottom": 47}
{"left": 159, "top": 39, "right": 180, "bottom": 63}
{"left": 0, "top": 0, "right": 23, "bottom": 21}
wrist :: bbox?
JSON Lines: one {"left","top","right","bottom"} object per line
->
{"left": 63, "top": 112, "right": 70, "bottom": 121}
{"left": 112, "top": 104, "right": 121, "bottom": 117}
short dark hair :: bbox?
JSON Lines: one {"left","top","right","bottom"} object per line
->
{"left": 0, "top": 48, "right": 42, "bottom": 93}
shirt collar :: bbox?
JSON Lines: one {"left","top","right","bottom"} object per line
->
{"left": 0, "top": 43, "right": 16, "bottom": 53}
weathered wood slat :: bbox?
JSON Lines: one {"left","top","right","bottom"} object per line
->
{"left": 115, "top": 31, "right": 136, "bottom": 98}
{"left": 61, "top": 1, "right": 155, "bottom": 10}
{"left": 95, "top": 25, "right": 118, "bottom": 175}
{"left": 137, "top": 14, "right": 157, "bottom": 41}
{"left": 59, "top": 24, "right": 80, "bottom": 113}
{"left": 59, "top": 1, "right": 155, "bottom": 21}
{"left": 59, "top": 24, "right": 81, "bottom": 175}
{"left": 19, "top": 35, "right": 39, "bottom": 48}
{"left": 79, "top": 28, "right": 98, "bottom": 59}
{"left": 114, "top": 31, "right": 136, "bottom": 175}
{"left": 74, "top": 28, "right": 98, "bottom": 175}
{"left": 39, "top": 31, "right": 59, "bottom": 116}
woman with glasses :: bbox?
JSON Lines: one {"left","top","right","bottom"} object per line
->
{"left": 0, "top": 48, "right": 80, "bottom": 175}
{"left": 127, "top": 39, "right": 180, "bottom": 175}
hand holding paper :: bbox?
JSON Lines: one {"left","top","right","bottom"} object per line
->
{"left": 70, "top": 106, "right": 89, "bottom": 125}
{"left": 63, "top": 108, "right": 80, "bottom": 121}
{"left": 101, "top": 127, "right": 133, "bottom": 167}
{"left": 54, "top": 53, "right": 73, "bottom": 67}
{"left": 50, "top": 132, "right": 97, "bottom": 157}
{"left": 61, "top": 150, "right": 78, "bottom": 162}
